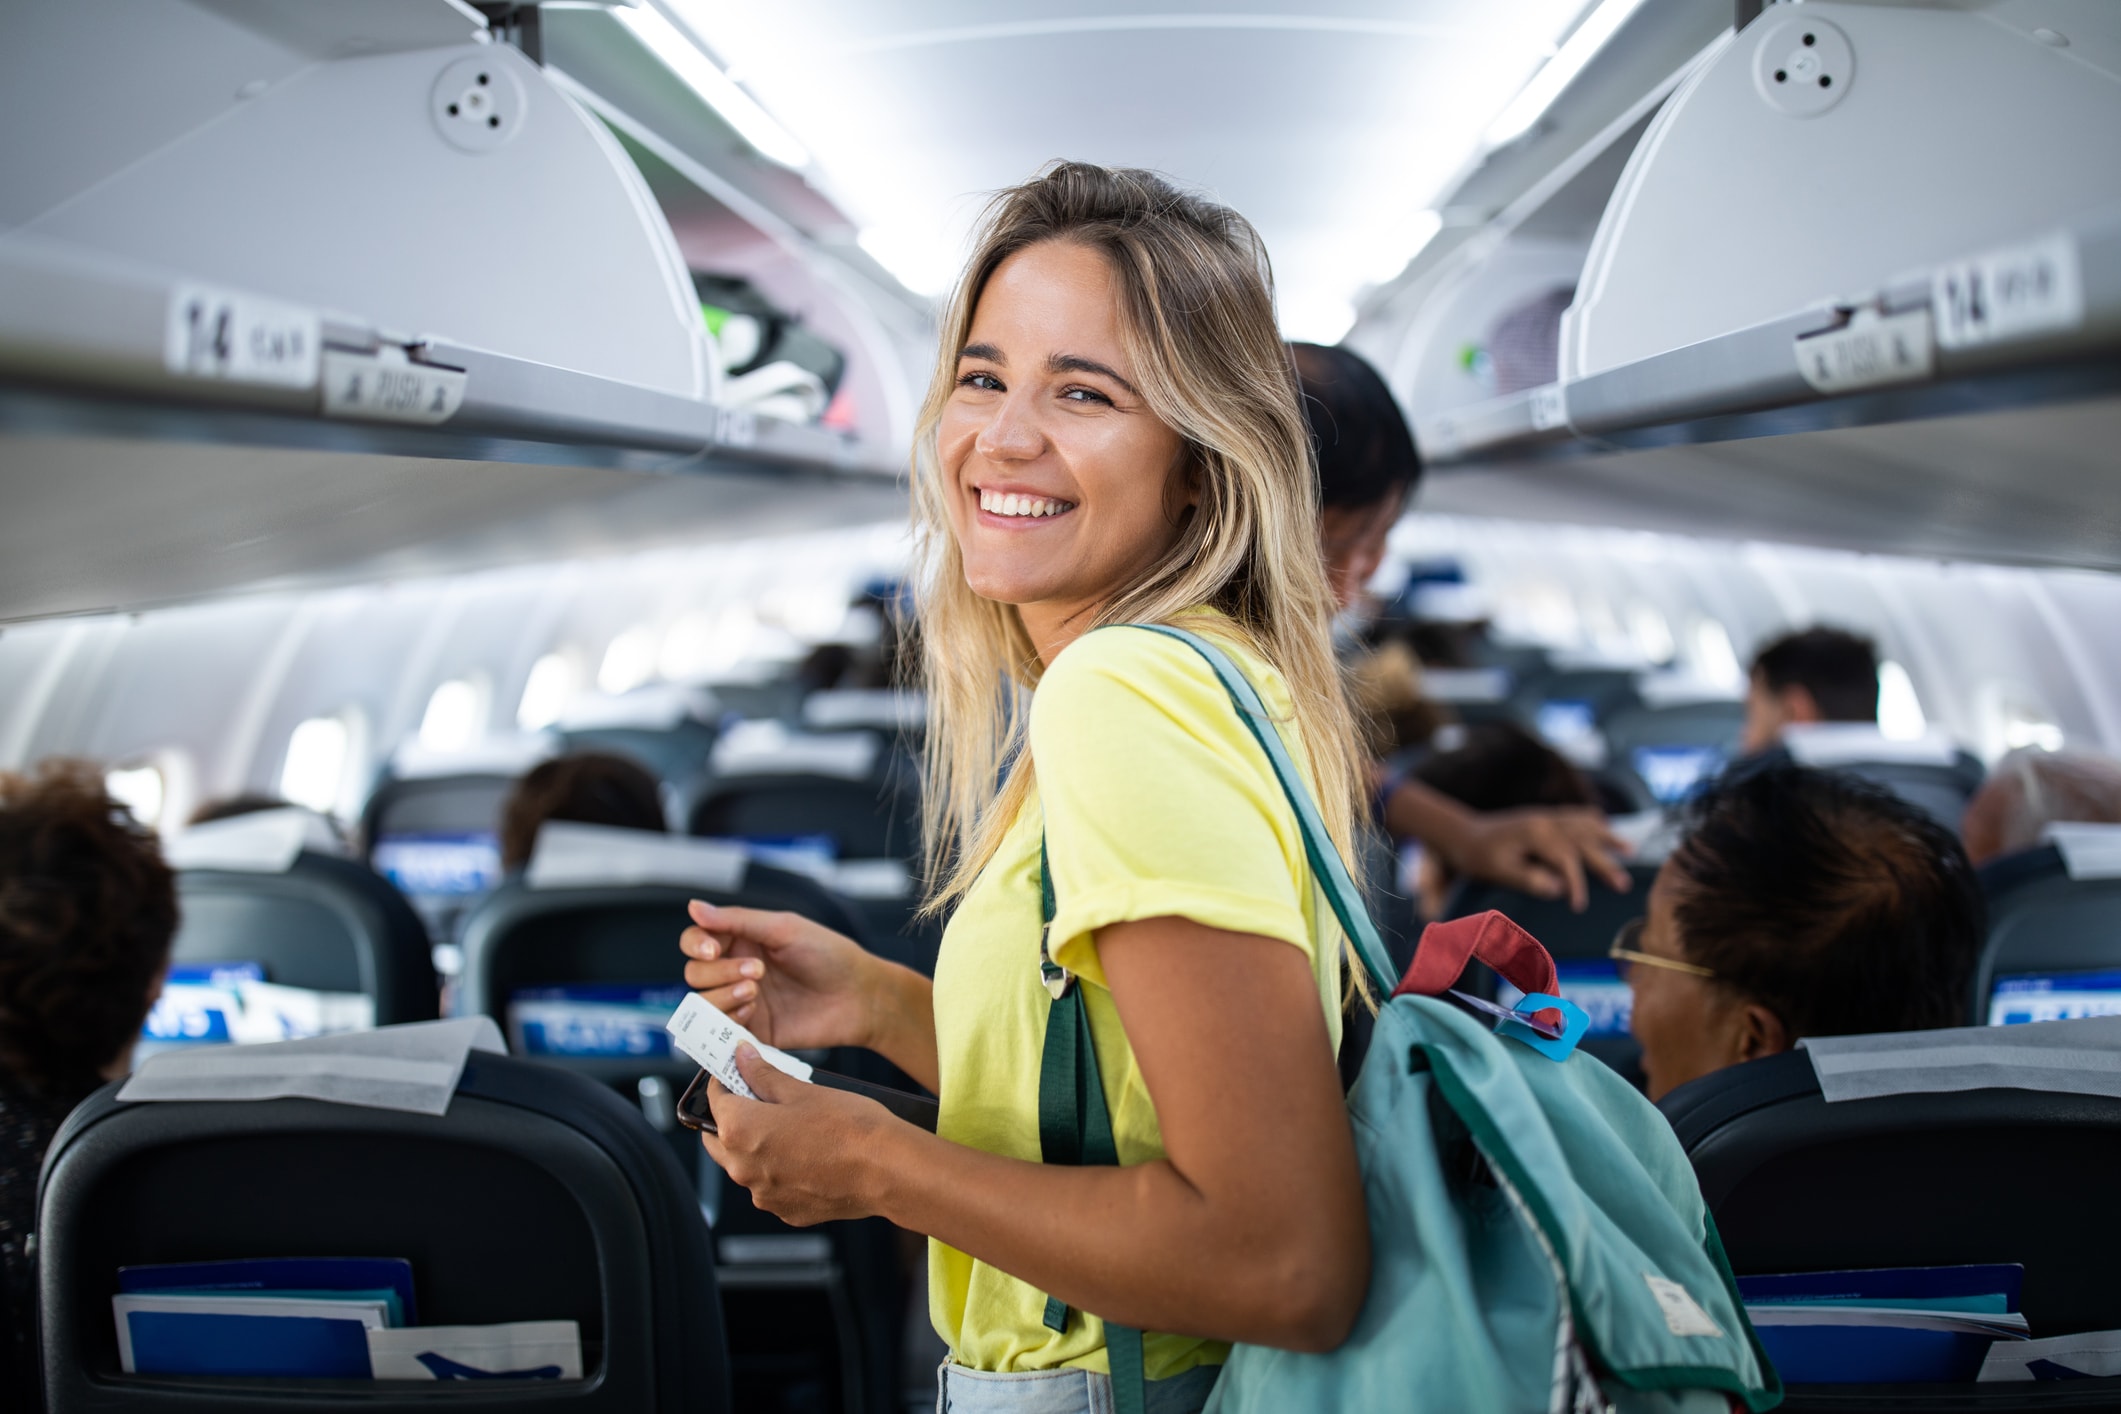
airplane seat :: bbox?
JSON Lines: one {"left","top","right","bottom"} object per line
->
{"left": 175, "top": 850, "right": 440, "bottom": 1028}
{"left": 1975, "top": 827, "right": 2121, "bottom": 1027}
{"left": 688, "top": 744, "right": 935, "bottom": 975}
{"left": 1601, "top": 698, "right": 1746, "bottom": 807}
{"left": 36, "top": 1049, "right": 731, "bottom": 1411}
{"left": 456, "top": 858, "right": 905, "bottom": 1414}
{"left": 359, "top": 771, "right": 516, "bottom": 941}
{"left": 1659, "top": 1045, "right": 2121, "bottom": 1408}
{"left": 1508, "top": 666, "right": 1644, "bottom": 770}
{"left": 1767, "top": 727, "right": 1987, "bottom": 833}
{"left": 1443, "top": 863, "right": 1659, "bottom": 1083}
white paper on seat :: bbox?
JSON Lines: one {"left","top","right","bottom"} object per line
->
{"left": 1803, "top": 1015, "right": 2121, "bottom": 1103}
{"left": 2048, "top": 822, "right": 2121, "bottom": 881}
{"left": 525, "top": 821, "right": 746, "bottom": 892}
{"left": 164, "top": 808, "right": 344, "bottom": 873}
{"left": 1417, "top": 668, "right": 1511, "bottom": 704}
{"left": 802, "top": 689, "right": 926, "bottom": 733}
{"left": 709, "top": 719, "right": 878, "bottom": 780}
{"left": 1981, "top": 1327, "right": 2121, "bottom": 1381}
{"left": 116, "top": 1017, "right": 505, "bottom": 1116}
{"left": 1780, "top": 723, "right": 1960, "bottom": 768}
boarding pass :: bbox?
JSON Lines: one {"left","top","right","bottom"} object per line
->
{"left": 665, "top": 992, "right": 814, "bottom": 1099}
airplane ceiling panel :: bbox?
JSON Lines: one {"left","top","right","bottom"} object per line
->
{"left": 1417, "top": 391, "right": 2121, "bottom": 574}
{"left": 684, "top": 1, "right": 1597, "bottom": 337}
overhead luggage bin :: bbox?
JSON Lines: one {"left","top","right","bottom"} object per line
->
{"left": 0, "top": 1, "right": 911, "bottom": 623}
{"left": 1413, "top": 1, "right": 2121, "bottom": 574}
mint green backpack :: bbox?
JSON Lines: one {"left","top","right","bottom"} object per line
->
{"left": 1034, "top": 626, "right": 1781, "bottom": 1414}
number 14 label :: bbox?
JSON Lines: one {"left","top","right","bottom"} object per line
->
{"left": 163, "top": 285, "right": 320, "bottom": 389}
{"left": 1932, "top": 233, "right": 2084, "bottom": 351}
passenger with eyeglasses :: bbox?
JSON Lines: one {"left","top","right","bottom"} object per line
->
{"left": 1618, "top": 761, "right": 1983, "bottom": 1102}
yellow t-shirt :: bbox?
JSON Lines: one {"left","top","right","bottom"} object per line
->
{"left": 928, "top": 614, "right": 1345, "bottom": 1379}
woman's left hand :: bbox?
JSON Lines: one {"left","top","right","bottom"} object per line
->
{"left": 702, "top": 1045, "right": 901, "bottom": 1226}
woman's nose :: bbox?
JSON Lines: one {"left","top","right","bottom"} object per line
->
{"left": 975, "top": 393, "right": 1045, "bottom": 462}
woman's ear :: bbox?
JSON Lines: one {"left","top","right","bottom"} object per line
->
{"left": 1733, "top": 1002, "right": 1791, "bottom": 1063}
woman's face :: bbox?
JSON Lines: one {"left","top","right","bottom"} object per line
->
{"left": 1626, "top": 863, "right": 1750, "bottom": 1101}
{"left": 1319, "top": 488, "right": 1405, "bottom": 612}
{"left": 938, "top": 240, "right": 1192, "bottom": 652}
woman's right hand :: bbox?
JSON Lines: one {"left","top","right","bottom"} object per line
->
{"left": 679, "top": 901, "right": 877, "bottom": 1051}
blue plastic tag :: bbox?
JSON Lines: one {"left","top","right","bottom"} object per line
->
{"left": 1497, "top": 993, "right": 1590, "bottom": 1062}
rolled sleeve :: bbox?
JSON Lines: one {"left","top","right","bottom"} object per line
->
{"left": 1032, "top": 628, "right": 1314, "bottom": 988}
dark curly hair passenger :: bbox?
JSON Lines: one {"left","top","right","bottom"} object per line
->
{"left": 0, "top": 759, "right": 177, "bottom": 1096}
{"left": 498, "top": 752, "right": 666, "bottom": 872}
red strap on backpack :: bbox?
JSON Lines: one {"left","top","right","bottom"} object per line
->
{"left": 1393, "top": 910, "right": 1563, "bottom": 1030}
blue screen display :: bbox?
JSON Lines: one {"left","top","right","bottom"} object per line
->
{"left": 372, "top": 831, "right": 501, "bottom": 897}
{"left": 142, "top": 962, "right": 267, "bottom": 1044}
{"left": 1536, "top": 699, "right": 1599, "bottom": 747}
{"left": 1989, "top": 969, "right": 2121, "bottom": 1027}
{"left": 508, "top": 983, "right": 692, "bottom": 1059}
{"left": 1497, "top": 960, "right": 1634, "bottom": 1039}
{"left": 1632, "top": 745, "right": 1727, "bottom": 804}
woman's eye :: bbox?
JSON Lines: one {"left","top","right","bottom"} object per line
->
{"left": 1061, "top": 386, "right": 1113, "bottom": 406}
{"left": 957, "top": 371, "right": 1002, "bottom": 392}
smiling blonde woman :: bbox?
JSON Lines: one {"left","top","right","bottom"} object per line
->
{"left": 679, "top": 162, "right": 1372, "bottom": 1414}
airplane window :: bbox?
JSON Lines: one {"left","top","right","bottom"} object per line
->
{"left": 598, "top": 625, "right": 661, "bottom": 695}
{"left": 2000, "top": 705, "right": 2065, "bottom": 755}
{"left": 1688, "top": 617, "right": 1744, "bottom": 692}
{"left": 1628, "top": 603, "right": 1676, "bottom": 665}
{"left": 418, "top": 678, "right": 488, "bottom": 753}
{"left": 104, "top": 764, "right": 165, "bottom": 832}
{"left": 516, "top": 652, "right": 582, "bottom": 731}
{"left": 1877, "top": 660, "right": 1929, "bottom": 741}
{"left": 661, "top": 604, "right": 756, "bottom": 681}
{"left": 279, "top": 715, "right": 350, "bottom": 815}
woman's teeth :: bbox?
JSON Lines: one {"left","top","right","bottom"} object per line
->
{"left": 978, "top": 489, "right": 1072, "bottom": 518}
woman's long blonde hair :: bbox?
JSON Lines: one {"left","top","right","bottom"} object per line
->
{"left": 910, "top": 162, "right": 1367, "bottom": 960}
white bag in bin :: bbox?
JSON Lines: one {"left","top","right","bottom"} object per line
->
{"left": 366, "top": 1320, "right": 583, "bottom": 1380}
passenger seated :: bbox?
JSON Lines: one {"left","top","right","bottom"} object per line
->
{"left": 1292, "top": 339, "right": 1629, "bottom": 910}
{"left": 1406, "top": 723, "right": 1599, "bottom": 919}
{"left": 498, "top": 752, "right": 666, "bottom": 873}
{"left": 1961, "top": 746, "right": 2121, "bottom": 866}
{"left": 1738, "top": 625, "right": 1879, "bottom": 755}
{"left": 1622, "top": 762, "right": 1981, "bottom": 1100}
{"left": 0, "top": 760, "right": 177, "bottom": 1405}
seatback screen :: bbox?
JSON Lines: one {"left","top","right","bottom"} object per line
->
{"left": 1989, "top": 969, "right": 2121, "bottom": 1026}
{"left": 372, "top": 831, "right": 501, "bottom": 897}
{"left": 508, "top": 983, "right": 691, "bottom": 1059}
{"left": 140, "top": 962, "right": 374, "bottom": 1054}
{"left": 1632, "top": 745, "right": 1726, "bottom": 804}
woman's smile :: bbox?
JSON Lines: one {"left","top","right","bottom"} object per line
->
{"left": 974, "top": 484, "right": 1078, "bottom": 524}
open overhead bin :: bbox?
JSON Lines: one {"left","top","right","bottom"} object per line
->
{"left": 0, "top": 0, "right": 919, "bottom": 623}
{"left": 1403, "top": 0, "right": 2121, "bottom": 574}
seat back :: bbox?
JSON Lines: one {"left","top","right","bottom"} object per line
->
{"left": 458, "top": 860, "right": 903, "bottom": 1413}
{"left": 36, "top": 1051, "right": 729, "bottom": 1412}
{"left": 1976, "top": 834, "right": 2121, "bottom": 1027}
{"left": 1444, "top": 864, "right": 1659, "bottom": 1080}
{"left": 173, "top": 852, "right": 438, "bottom": 1028}
{"left": 1773, "top": 727, "right": 1986, "bottom": 832}
{"left": 1601, "top": 699, "right": 1745, "bottom": 806}
{"left": 1660, "top": 1048, "right": 2121, "bottom": 1345}
{"left": 361, "top": 773, "right": 514, "bottom": 939}
{"left": 688, "top": 750, "right": 935, "bottom": 974}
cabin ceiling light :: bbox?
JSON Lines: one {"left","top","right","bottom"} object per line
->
{"left": 617, "top": 4, "right": 812, "bottom": 169}
{"left": 1484, "top": 0, "right": 1655, "bottom": 148}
